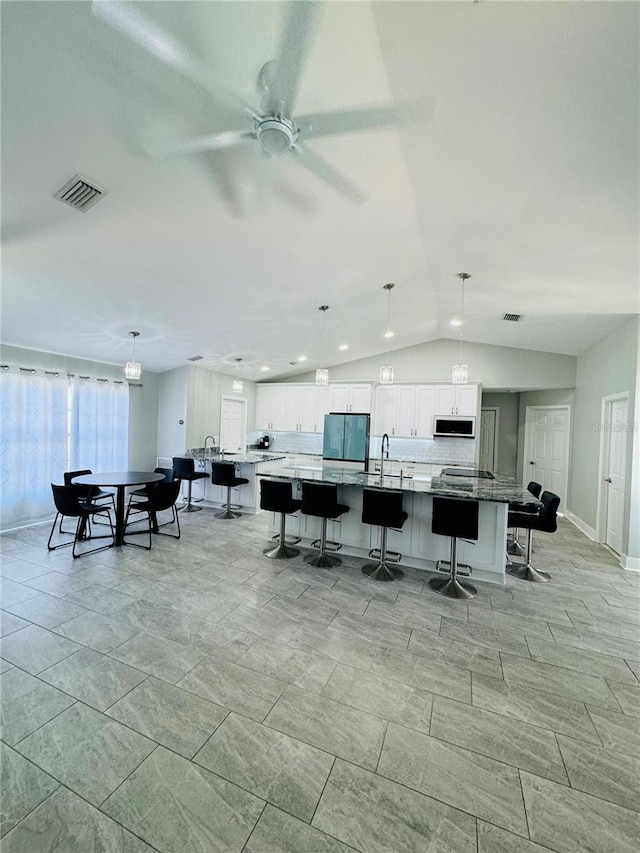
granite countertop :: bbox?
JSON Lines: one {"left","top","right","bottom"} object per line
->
{"left": 182, "top": 452, "right": 286, "bottom": 465}
{"left": 258, "top": 462, "right": 540, "bottom": 506}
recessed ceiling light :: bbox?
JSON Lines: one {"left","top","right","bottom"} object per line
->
{"left": 450, "top": 319, "right": 462, "bottom": 328}
{"left": 298, "top": 355, "right": 307, "bottom": 362}
{"left": 339, "top": 344, "right": 349, "bottom": 351}
{"left": 383, "top": 331, "right": 394, "bottom": 339}
{"left": 260, "top": 366, "right": 269, "bottom": 372}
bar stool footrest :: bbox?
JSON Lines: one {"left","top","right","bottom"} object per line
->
{"left": 368, "top": 548, "right": 402, "bottom": 563}
{"left": 271, "top": 533, "right": 301, "bottom": 545}
{"left": 436, "top": 559, "right": 471, "bottom": 577}
{"left": 310, "top": 538, "right": 342, "bottom": 552}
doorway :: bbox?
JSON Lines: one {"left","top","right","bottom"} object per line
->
{"left": 479, "top": 408, "right": 498, "bottom": 471}
{"left": 523, "top": 406, "right": 571, "bottom": 502}
{"left": 220, "top": 396, "right": 246, "bottom": 452}
{"left": 597, "top": 394, "right": 628, "bottom": 555}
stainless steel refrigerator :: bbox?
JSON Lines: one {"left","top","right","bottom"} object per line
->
{"left": 322, "top": 413, "right": 370, "bottom": 464}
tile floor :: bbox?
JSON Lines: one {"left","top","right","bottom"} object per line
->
{"left": 1, "top": 508, "right": 639, "bottom": 852}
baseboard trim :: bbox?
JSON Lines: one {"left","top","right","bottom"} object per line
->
{"left": 565, "top": 511, "right": 597, "bottom": 542}
{"left": 622, "top": 554, "right": 640, "bottom": 572}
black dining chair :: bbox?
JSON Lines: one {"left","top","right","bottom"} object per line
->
{"left": 129, "top": 466, "right": 175, "bottom": 503}
{"left": 47, "top": 484, "right": 115, "bottom": 558}
{"left": 123, "top": 479, "right": 182, "bottom": 550}
{"left": 62, "top": 469, "right": 115, "bottom": 532}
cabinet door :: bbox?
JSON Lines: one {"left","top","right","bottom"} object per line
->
{"left": 350, "top": 383, "right": 372, "bottom": 413}
{"left": 299, "top": 385, "right": 319, "bottom": 432}
{"left": 455, "top": 384, "right": 478, "bottom": 416}
{"left": 283, "top": 386, "right": 302, "bottom": 432}
{"left": 394, "top": 385, "right": 416, "bottom": 437}
{"left": 255, "top": 386, "right": 272, "bottom": 429}
{"left": 414, "top": 385, "right": 436, "bottom": 437}
{"left": 269, "top": 385, "right": 288, "bottom": 431}
{"left": 373, "top": 386, "right": 396, "bottom": 435}
{"left": 329, "top": 384, "right": 351, "bottom": 412}
{"left": 435, "top": 384, "right": 457, "bottom": 416}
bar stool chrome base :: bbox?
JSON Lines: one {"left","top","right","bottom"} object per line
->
{"left": 216, "top": 506, "right": 240, "bottom": 520}
{"left": 429, "top": 575, "right": 477, "bottom": 598}
{"left": 305, "top": 550, "right": 341, "bottom": 568}
{"left": 362, "top": 561, "right": 404, "bottom": 582}
{"left": 264, "top": 541, "right": 300, "bottom": 559}
{"left": 506, "top": 562, "right": 550, "bottom": 583}
{"left": 182, "top": 502, "right": 202, "bottom": 513}
{"left": 505, "top": 528, "right": 550, "bottom": 582}
{"left": 507, "top": 539, "right": 526, "bottom": 556}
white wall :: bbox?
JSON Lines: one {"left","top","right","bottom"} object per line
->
{"left": 283, "top": 338, "right": 577, "bottom": 390}
{"left": 569, "top": 316, "right": 639, "bottom": 560}
{"left": 156, "top": 365, "right": 257, "bottom": 459}
{"left": 481, "top": 392, "right": 520, "bottom": 477}
{"left": 0, "top": 344, "right": 159, "bottom": 470}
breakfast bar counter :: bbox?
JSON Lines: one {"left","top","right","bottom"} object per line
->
{"left": 257, "top": 463, "right": 540, "bottom": 584}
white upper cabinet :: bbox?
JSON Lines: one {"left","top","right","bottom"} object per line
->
{"left": 434, "top": 383, "right": 478, "bottom": 417}
{"left": 329, "top": 383, "right": 372, "bottom": 413}
{"left": 372, "top": 384, "right": 436, "bottom": 438}
{"left": 256, "top": 384, "right": 287, "bottom": 431}
{"left": 257, "top": 384, "right": 328, "bottom": 432}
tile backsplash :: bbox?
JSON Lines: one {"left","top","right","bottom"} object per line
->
{"left": 252, "top": 430, "right": 475, "bottom": 465}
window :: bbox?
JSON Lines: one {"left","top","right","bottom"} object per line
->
{"left": 0, "top": 372, "right": 129, "bottom": 529}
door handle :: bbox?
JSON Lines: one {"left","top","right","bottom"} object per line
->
{"left": 605, "top": 477, "right": 612, "bottom": 483}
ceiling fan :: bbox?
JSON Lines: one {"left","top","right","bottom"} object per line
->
{"left": 92, "top": 1, "right": 432, "bottom": 205}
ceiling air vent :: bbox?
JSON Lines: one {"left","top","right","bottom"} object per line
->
{"left": 187, "top": 355, "right": 203, "bottom": 362}
{"left": 54, "top": 174, "right": 107, "bottom": 213}
{"left": 503, "top": 313, "right": 523, "bottom": 322}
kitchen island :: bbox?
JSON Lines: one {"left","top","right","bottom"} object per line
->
{"left": 257, "top": 462, "right": 540, "bottom": 584}
{"left": 168, "top": 451, "right": 287, "bottom": 514}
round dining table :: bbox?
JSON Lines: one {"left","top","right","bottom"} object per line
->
{"left": 72, "top": 471, "right": 165, "bottom": 547}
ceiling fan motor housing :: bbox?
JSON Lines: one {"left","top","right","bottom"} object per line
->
{"left": 256, "top": 115, "right": 298, "bottom": 156}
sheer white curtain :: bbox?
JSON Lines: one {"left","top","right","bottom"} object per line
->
{"left": 0, "top": 373, "right": 129, "bottom": 530}
{"left": 70, "top": 379, "right": 129, "bottom": 473}
{"left": 0, "top": 372, "right": 68, "bottom": 528}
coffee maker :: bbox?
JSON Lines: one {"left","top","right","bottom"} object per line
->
{"left": 258, "top": 435, "right": 270, "bottom": 449}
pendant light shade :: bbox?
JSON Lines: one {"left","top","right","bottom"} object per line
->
{"left": 379, "top": 283, "right": 395, "bottom": 383}
{"left": 316, "top": 305, "right": 329, "bottom": 386}
{"left": 232, "top": 357, "right": 243, "bottom": 393}
{"left": 124, "top": 331, "right": 142, "bottom": 381}
{"left": 451, "top": 273, "right": 470, "bottom": 385}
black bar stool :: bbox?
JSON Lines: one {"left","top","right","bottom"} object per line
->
{"left": 429, "top": 497, "right": 479, "bottom": 599}
{"left": 301, "top": 481, "right": 349, "bottom": 568}
{"left": 172, "top": 457, "right": 208, "bottom": 512}
{"left": 361, "top": 487, "right": 408, "bottom": 582}
{"left": 211, "top": 461, "right": 249, "bottom": 519}
{"left": 507, "top": 491, "right": 560, "bottom": 583}
{"left": 259, "top": 479, "right": 302, "bottom": 559}
{"left": 508, "top": 481, "right": 542, "bottom": 557}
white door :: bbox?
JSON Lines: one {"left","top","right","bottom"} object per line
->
{"left": 220, "top": 397, "right": 246, "bottom": 451}
{"left": 479, "top": 409, "right": 497, "bottom": 471}
{"left": 604, "top": 398, "right": 628, "bottom": 554}
{"left": 524, "top": 406, "right": 570, "bottom": 499}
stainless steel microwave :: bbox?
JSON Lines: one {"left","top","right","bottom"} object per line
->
{"left": 433, "top": 416, "right": 476, "bottom": 438}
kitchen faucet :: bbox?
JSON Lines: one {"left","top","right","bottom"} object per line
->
{"left": 380, "top": 433, "right": 390, "bottom": 485}
{"left": 204, "top": 435, "right": 216, "bottom": 454}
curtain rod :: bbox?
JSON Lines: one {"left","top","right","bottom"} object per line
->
{"left": 0, "top": 364, "right": 134, "bottom": 385}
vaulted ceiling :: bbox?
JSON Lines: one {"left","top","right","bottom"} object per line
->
{"left": 1, "top": 1, "right": 638, "bottom": 380}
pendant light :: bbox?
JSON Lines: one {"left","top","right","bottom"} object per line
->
{"left": 315, "top": 305, "right": 329, "bottom": 386}
{"left": 232, "top": 357, "right": 243, "bottom": 393}
{"left": 124, "top": 331, "right": 142, "bottom": 381}
{"left": 379, "top": 283, "right": 395, "bottom": 384}
{"left": 452, "top": 273, "right": 470, "bottom": 384}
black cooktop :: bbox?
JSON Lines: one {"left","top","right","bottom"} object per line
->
{"left": 441, "top": 468, "right": 495, "bottom": 479}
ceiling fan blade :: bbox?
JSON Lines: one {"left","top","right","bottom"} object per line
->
{"left": 291, "top": 144, "right": 368, "bottom": 206}
{"left": 149, "top": 130, "right": 254, "bottom": 157}
{"left": 267, "top": 1, "right": 323, "bottom": 115}
{"left": 296, "top": 100, "right": 434, "bottom": 139}
{"left": 92, "top": 1, "right": 247, "bottom": 111}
